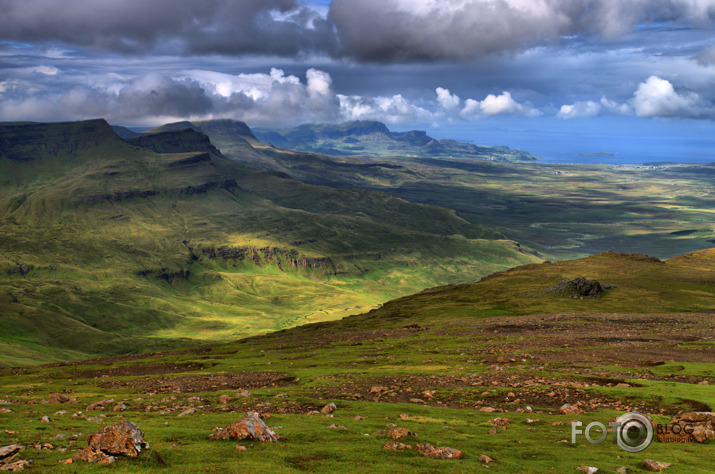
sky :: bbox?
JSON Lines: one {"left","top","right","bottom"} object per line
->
{"left": 1, "top": 0, "right": 714, "bottom": 161}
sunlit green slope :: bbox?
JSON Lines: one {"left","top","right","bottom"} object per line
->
{"left": 0, "top": 119, "right": 537, "bottom": 365}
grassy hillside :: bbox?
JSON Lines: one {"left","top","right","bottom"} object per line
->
{"left": 0, "top": 120, "right": 537, "bottom": 365}
{"left": 0, "top": 249, "right": 712, "bottom": 472}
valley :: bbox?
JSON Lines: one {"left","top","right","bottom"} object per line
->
{"left": 0, "top": 120, "right": 536, "bottom": 365}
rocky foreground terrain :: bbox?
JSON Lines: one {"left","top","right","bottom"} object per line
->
{"left": 1, "top": 250, "right": 714, "bottom": 472}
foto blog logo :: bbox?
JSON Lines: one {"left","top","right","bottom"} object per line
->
{"left": 571, "top": 411, "right": 654, "bottom": 453}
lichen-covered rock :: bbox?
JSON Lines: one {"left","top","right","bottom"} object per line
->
{"left": 0, "top": 459, "right": 32, "bottom": 471}
{"left": 320, "top": 402, "right": 337, "bottom": 414}
{"left": 577, "top": 466, "right": 599, "bottom": 474}
{"left": 86, "top": 420, "right": 148, "bottom": 457}
{"left": 387, "top": 427, "right": 416, "bottom": 439}
{"left": 383, "top": 441, "right": 412, "bottom": 450}
{"left": 642, "top": 459, "right": 671, "bottom": 472}
{"left": 559, "top": 403, "right": 584, "bottom": 415}
{"left": 86, "top": 399, "right": 114, "bottom": 411}
{"left": 416, "top": 443, "right": 463, "bottom": 459}
{"left": 208, "top": 412, "right": 279, "bottom": 442}
{"left": 0, "top": 445, "right": 24, "bottom": 462}
{"left": 48, "top": 393, "right": 70, "bottom": 404}
{"left": 72, "top": 447, "right": 116, "bottom": 464}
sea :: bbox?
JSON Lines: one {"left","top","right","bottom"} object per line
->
{"left": 429, "top": 116, "right": 715, "bottom": 165}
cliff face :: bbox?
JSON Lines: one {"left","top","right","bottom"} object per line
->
{"left": 0, "top": 119, "right": 122, "bottom": 162}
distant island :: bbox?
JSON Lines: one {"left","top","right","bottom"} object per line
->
{"left": 253, "top": 120, "right": 540, "bottom": 162}
{"left": 576, "top": 152, "right": 615, "bottom": 157}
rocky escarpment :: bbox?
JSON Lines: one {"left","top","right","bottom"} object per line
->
{"left": 128, "top": 130, "right": 223, "bottom": 156}
{"left": 83, "top": 175, "right": 237, "bottom": 203}
{"left": 190, "top": 245, "right": 339, "bottom": 274}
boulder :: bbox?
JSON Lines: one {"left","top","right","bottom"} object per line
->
{"left": 383, "top": 441, "right": 412, "bottom": 450}
{"left": 658, "top": 412, "right": 714, "bottom": 443}
{"left": 86, "top": 399, "right": 114, "bottom": 410}
{"left": 642, "top": 459, "right": 671, "bottom": 472}
{"left": 0, "top": 445, "right": 24, "bottom": 462}
{"left": 571, "top": 277, "right": 603, "bottom": 297}
{"left": 387, "top": 427, "right": 416, "bottom": 439}
{"left": 416, "top": 443, "right": 463, "bottom": 459}
{"left": 577, "top": 466, "right": 599, "bottom": 474}
{"left": 559, "top": 403, "right": 584, "bottom": 415}
{"left": 86, "top": 420, "right": 148, "bottom": 458}
{"left": 0, "top": 460, "right": 32, "bottom": 471}
{"left": 48, "top": 393, "right": 70, "bottom": 404}
{"left": 208, "top": 412, "right": 279, "bottom": 442}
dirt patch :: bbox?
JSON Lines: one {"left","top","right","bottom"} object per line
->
{"left": 71, "top": 362, "right": 207, "bottom": 379}
{"left": 263, "top": 326, "right": 427, "bottom": 350}
{"left": 98, "top": 371, "right": 296, "bottom": 394}
{"left": 311, "top": 372, "right": 703, "bottom": 415}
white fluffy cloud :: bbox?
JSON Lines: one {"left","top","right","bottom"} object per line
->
{"left": 557, "top": 76, "right": 708, "bottom": 119}
{"left": 557, "top": 100, "right": 602, "bottom": 119}
{"left": 460, "top": 90, "right": 541, "bottom": 118}
{"left": 632, "top": 76, "right": 702, "bottom": 117}
{"left": 436, "top": 87, "right": 460, "bottom": 110}
{"left": 338, "top": 94, "right": 433, "bottom": 124}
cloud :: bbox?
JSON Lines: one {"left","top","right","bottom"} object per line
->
{"left": 695, "top": 46, "right": 715, "bottom": 66}
{"left": 557, "top": 100, "right": 602, "bottom": 119}
{"left": 337, "top": 94, "right": 433, "bottom": 124}
{"left": 631, "top": 76, "right": 702, "bottom": 117}
{"left": 436, "top": 87, "right": 460, "bottom": 110}
{"left": 461, "top": 91, "right": 540, "bottom": 118}
{"left": 328, "top": 0, "right": 715, "bottom": 62}
{"left": 1, "top": 0, "right": 713, "bottom": 63}
{"left": 0, "top": 0, "right": 336, "bottom": 57}
{"left": 0, "top": 74, "right": 213, "bottom": 123}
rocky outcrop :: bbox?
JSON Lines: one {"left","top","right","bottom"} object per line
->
{"left": 6, "top": 265, "right": 33, "bottom": 276}
{"left": 208, "top": 412, "right": 279, "bottom": 442}
{"left": 545, "top": 277, "right": 613, "bottom": 299}
{"left": 165, "top": 152, "right": 211, "bottom": 167}
{"left": 191, "top": 245, "right": 338, "bottom": 274}
{"left": 137, "top": 268, "right": 190, "bottom": 283}
{"left": 86, "top": 420, "right": 148, "bottom": 457}
{"left": 175, "top": 176, "right": 237, "bottom": 195}
{"left": 84, "top": 189, "right": 156, "bottom": 204}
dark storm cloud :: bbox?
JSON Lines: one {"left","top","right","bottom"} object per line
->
{"left": 328, "top": 0, "right": 715, "bottom": 62}
{"left": 2, "top": 0, "right": 712, "bottom": 61}
{"left": 0, "top": 0, "right": 335, "bottom": 56}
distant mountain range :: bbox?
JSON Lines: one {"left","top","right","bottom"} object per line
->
{"left": 252, "top": 120, "right": 539, "bottom": 161}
